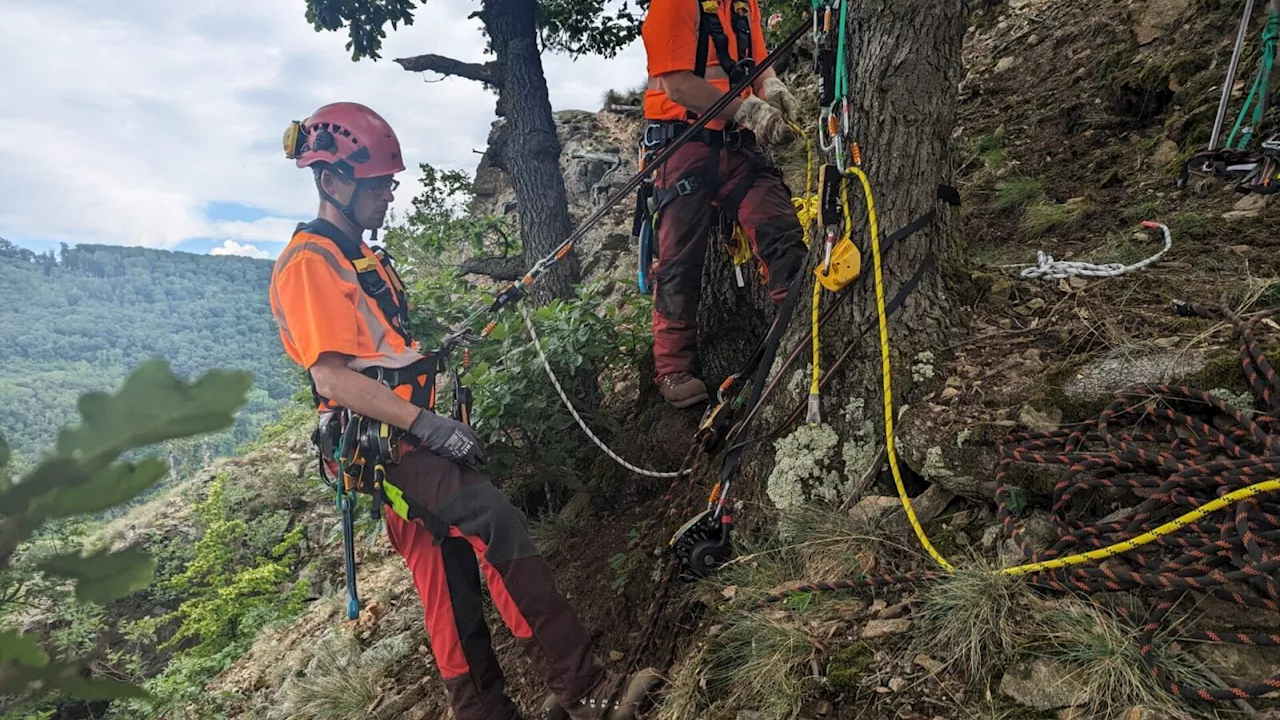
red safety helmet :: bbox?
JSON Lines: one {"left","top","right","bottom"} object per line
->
{"left": 284, "top": 102, "right": 405, "bottom": 179}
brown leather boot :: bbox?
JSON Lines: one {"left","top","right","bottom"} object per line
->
{"left": 540, "top": 667, "right": 664, "bottom": 720}
{"left": 657, "top": 372, "right": 709, "bottom": 409}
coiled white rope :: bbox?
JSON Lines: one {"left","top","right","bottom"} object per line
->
{"left": 520, "top": 305, "right": 690, "bottom": 479}
{"left": 1020, "top": 221, "right": 1173, "bottom": 281}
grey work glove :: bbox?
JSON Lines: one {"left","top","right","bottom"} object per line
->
{"left": 761, "top": 76, "right": 799, "bottom": 120}
{"left": 733, "top": 95, "right": 796, "bottom": 146}
{"left": 409, "top": 409, "right": 486, "bottom": 467}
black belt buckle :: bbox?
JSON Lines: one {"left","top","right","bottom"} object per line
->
{"left": 643, "top": 123, "right": 671, "bottom": 150}
{"left": 723, "top": 127, "right": 743, "bottom": 151}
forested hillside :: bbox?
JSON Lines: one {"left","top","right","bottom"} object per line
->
{"left": 0, "top": 238, "right": 301, "bottom": 474}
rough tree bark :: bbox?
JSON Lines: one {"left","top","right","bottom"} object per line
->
{"left": 395, "top": 0, "right": 580, "bottom": 304}
{"left": 696, "top": 0, "right": 971, "bottom": 510}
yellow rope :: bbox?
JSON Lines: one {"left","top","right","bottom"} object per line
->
{"left": 784, "top": 117, "right": 825, "bottom": 423}
{"left": 847, "top": 161, "right": 1280, "bottom": 578}
{"left": 999, "top": 478, "right": 1280, "bottom": 576}
{"left": 847, "top": 165, "right": 955, "bottom": 572}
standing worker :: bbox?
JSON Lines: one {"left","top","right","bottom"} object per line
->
{"left": 641, "top": 0, "right": 809, "bottom": 408}
{"left": 269, "top": 101, "right": 660, "bottom": 720}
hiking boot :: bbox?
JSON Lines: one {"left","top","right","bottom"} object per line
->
{"left": 657, "top": 372, "right": 709, "bottom": 408}
{"left": 540, "top": 668, "right": 664, "bottom": 720}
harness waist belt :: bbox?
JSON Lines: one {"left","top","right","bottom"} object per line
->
{"left": 642, "top": 120, "right": 755, "bottom": 152}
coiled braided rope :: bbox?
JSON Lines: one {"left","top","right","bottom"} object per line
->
{"left": 763, "top": 299, "right": 1280, "bottom": 702}
{"left": 1021, "top": 221, "right": 1172, "bottom": 281}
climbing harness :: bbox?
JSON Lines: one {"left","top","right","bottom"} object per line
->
{"left": 1183, "top": 0, "right": 1280, "bottom": 193}
{"left": 629, "top": 0, "right": 791, "bottom": 295}
{"left": 760, "top": 298, "right": 1280, "bottom": 702}
{"left": 449, "top": 18, "right": 811, "bottom": 348}
{"left": 1018, "top": 220, "right": 1173, "bottom": 281}
{"left": 296, "top": 219, "right": 478, "bottom": 621}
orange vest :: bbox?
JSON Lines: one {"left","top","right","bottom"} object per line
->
{"left": 642, "top": 0, "right": 766, "bottom": 130}
{"left": 269, "top": 220, "right": 437, "bottom": 411}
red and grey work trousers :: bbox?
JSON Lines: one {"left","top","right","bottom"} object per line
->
{"left": 650, "top": 130, "right": 808, "bottom": 380}
{"left": 381, "top": 448, "right": 603, "bottom": 720}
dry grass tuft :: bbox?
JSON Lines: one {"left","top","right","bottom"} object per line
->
{"left": 916, "top": 559, "right": 1042, "bottom": 684}
{"left": 276, "top": 631, "right": 387, "bottom": 720}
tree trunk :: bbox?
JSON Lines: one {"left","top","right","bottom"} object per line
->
{"left": 482, "top": 0, "right": 581, "bottom": 304}
{"left": 697, "top": 0, "right": 971, "bottom": 511}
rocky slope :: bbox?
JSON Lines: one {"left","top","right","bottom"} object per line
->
{"left": 39, "top": 1, "right": 1280, "bottom": 719}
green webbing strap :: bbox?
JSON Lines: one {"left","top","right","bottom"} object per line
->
{"left": 1228, "top": 7, "right": 1278, "bottom": 150}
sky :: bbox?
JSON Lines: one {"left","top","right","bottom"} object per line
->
{"left": 0, "top": 0, "right": 648, "bottom": 261}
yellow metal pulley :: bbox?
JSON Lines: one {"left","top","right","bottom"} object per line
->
{"left": 814, "top": 238, "right": 861, "bottom": 292}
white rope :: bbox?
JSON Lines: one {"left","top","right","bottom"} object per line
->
{"left": 1020, "top": 222, "right": 1173, "bottom": 281}
{"left": 520, "top": 305, "right": 690, "bottom": 479}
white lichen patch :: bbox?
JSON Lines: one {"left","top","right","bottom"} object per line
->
{"left": 1208, "top": 387, "right": 1256, "bottom": 414}
{"left": 834, "top": 396, "right": 878, "bottom": 491}
{"left": 921, "top": 446, "right": 956, "bottom": 480}
{"left": 767, "top": 422, "right": 843, "bottom": 511}
{"left": 955, "top": 427, "right": 972, "bottom": 448}
{"left": 912, "top": 351, "right": 937, "bottom": 383}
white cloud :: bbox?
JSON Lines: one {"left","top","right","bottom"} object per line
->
{"left": 0, "top": 0, "right": 647, "bottom": 252}
{"left": 212, "top": 217, "right": 308, "bottom": 244}
{"left": 210, "top": 240, "right": 270, "bottom": 259}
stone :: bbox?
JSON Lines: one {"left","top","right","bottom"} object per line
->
{"left": 999, "top": 658, "right": 1092, "bottom": 709}
{"left": 996, "top": 56, "right": 1016, "bottom": 73}
{"left": 1194, "top": 643, "right": 1280, "bottom": 686}
{"left": 1063, "top": 349, "right": 1208, "bottom": 401}
{"left": 1134, "top": 0, "right": 1191, "bottom": 45}
{"left": 1223, "top": 209, "right": 1260, "bottom": 221}
{"left": 877, "top": 602, "right": 911, "bottom": 620}
{"left": 861, "top": 618, "right": 912, "bottom": 639}
{"left": 558, "top": 491, "right": 595, "bottom": 525}
{"left": 882, "top": 485, "right": 956, "bottom": 532}
{"left": 1152, "top": 138, "right": 1180, "bottom": 168}
{"left": 1234, "top": 193, "right": 1270, "bottom": 212}
{"left": 1019, "top": 404, "right": 1063, "bottom": 433}
{"left": 981, "top": 524, "right": 1004, "bottom": 549}
{"left": 914, "top": 654, "right": 942, "bottom": 673}
{"left": 850, "top": 496, "right": 900, "bottom": 526}
{"left": 360, "top": 631, "right": 414, "bottom": 669}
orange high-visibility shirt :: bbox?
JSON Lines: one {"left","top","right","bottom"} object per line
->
{"left": 269, "top": 226, "right": 426, "bottom": 410}
{"left": 641, "top": 0, "right": 768, "bottom": 130}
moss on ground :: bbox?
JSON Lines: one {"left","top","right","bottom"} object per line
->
{"left": 825, "top": 641, "right": 875, "bottom": 695}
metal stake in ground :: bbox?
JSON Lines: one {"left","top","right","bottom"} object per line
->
{"left": 1210, "top": 0, "right": 1258, "bottom": 150}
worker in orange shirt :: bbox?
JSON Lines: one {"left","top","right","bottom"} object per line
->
{"left": 270, "top": 102, "right": 659, "bottom": 720}
{"left": 640, "top": 0, "right": 809, "bottom": 408}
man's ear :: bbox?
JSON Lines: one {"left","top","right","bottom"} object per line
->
{"left": 320, "top": 169, "right": 351, "bottom": 200}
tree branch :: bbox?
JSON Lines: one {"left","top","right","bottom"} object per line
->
{"left": 393, "top": 54, "right": 501, "bottom": 88}
{"left": 458, "top": 255, "right": 527, "bottom": 282}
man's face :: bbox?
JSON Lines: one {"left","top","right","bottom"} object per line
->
{"left": 353, "top": 175, "right": 398, "bottom": 229}
{"left": 323, "top": 170, "right": 398, "bottom": 230}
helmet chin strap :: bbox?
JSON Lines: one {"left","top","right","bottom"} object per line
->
{"left": 314, "top": 171, "right": 366, "bottom": 239}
